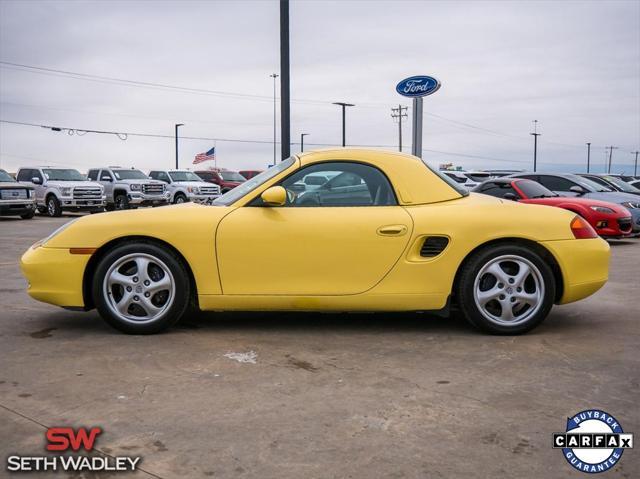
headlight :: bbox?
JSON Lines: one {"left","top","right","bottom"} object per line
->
{"left": 42, "top": 218, "right": 80, "bottom": 246}
{"left": 130, "top": 184, "right": 142, "bottom": 191}
{"left": 621, "top": 201, "right": 640, "bottom": 209}
{"left": 589, "top": 206, "right": 614, "bottom": 213}
{"left": 187, "top": 186, "right": 200, "bottom": 194}
{"left": 60, "top": 187, "right": 72, "bottom": 196}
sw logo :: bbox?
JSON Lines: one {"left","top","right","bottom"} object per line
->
{"left": 5, "top": 426, "right": 141, "bottom": 473}
{"left": 46, "top": 426, "right": 102, "bottom": 451}
{"left": 553, "top": 409, "right": 634, "bottom": 473}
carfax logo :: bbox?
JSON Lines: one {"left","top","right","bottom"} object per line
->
{"left": 553, "top": 409, "right": 634, "bottom": 473}
{"left": 6, "top": 426, "right": 141, "bottom": 473}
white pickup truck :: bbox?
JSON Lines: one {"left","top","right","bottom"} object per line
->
{"left": 88, "top": 167, "right": 170, "bottom": 210}
{"left": 0, "top": 169, "right": 36, "bottom": 219}
{"left": 148, "top": 170, "right": 221, "bottom": 204}
{"left": 16, "top": 166, "right": 105, "bottom": 217}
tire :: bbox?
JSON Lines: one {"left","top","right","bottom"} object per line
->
{"left": 89, "top": 209, "right": 104, "bottom": 214}
{"left": 92, "top": 242, "right": 191, "bottom": 334}
{"left": 456, "top": 244, "right": 555, "bottom": 335}
{"left": 20, "top": 210, "right": 35, "bottom": 219}
{"left": 46, "top": 195, "right": 62, "bottom": 217}
{"left": 105, "top": 203, "right": 115, "bottom": 212}
{"left": 114, "top": 193, "right": 129, "bottom": 210}
{"left": 173, "top": 193, "right": 187, "bottom": 204}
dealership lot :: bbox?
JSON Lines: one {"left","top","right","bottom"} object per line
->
{"left": 1, "top": 216, "right": 638, "bottom": 478}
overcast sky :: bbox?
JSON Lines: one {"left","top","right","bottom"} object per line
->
{"left": 0, "top": 0, "right": 639, "bottom": 174}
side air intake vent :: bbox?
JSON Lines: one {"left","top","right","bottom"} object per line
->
{"left": 420, "top": 236, "right": 449, "bottom": 257}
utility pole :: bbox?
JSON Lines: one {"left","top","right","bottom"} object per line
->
{"left": 605, "top": 146, "right": 618, "bottom": 173}
{"left": 300, "top": 133, "right": 309, "bottom": 152}
{"left": 174, "top": 123, "right": 184, "bottom": 169}
{"left": 332, "top": 102, "right": 355, "bottom": 147}
{"left": 632, "top": 151, "right": 639, "bottom": 176}
{"left": 391, "top": 105, "right": 408, "bottom": 152}
{"left": 586, "top": 142, "right": 591, "bottom": 173}
{"left": 279, "top": 0, "right": 290, "bottom": 160}
{"left": 530, "top": 120, "right": 541, "bottom": 172}
{"left": 269, "top": 73, "right": 279, "bottom": 166}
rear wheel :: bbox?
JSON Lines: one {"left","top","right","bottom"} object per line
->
{"left": 20, "top": 210, "right": 35, "bottom": 219}
{"left": 456, "top": 244, "right": 555, "bottom": 334}
{"left": 46, "top": 196, "right": 62, "bottom": 217}
{"left": 92, "top": 243, "right": 191, "bottom": 334}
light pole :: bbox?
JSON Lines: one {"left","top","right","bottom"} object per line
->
{"left": 632, "top": 151, "right": 639, "bottom": 176}
{"left": 175, "top": 123, "right": 184, "bottom": 169}
{"left": 530, "top": 120, "right": 541, "bottom": 172}
{"left": 270, "top": 73, "right": 279, "bottom": 166}
{"left": 586, "top": 142, "right": 591, "bottom": 173}
{"left": 332, "top": 102, "right": 355, "bottom": 147}
{"left": 300, "top": 133, "right": 309, "bottom": 152}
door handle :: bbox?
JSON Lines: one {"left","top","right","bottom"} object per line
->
{"left": 377, "top": 224, "right": 408, "bottom": 236}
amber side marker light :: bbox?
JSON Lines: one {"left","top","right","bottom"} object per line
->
{"left": 570, "top": 216, "right": 598, "bottom": 239}
{"left": 69, "top": 248, "right": 97, "bottom": 255}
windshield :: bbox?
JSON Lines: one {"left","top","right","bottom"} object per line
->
{"left": 516, "top": 179, "right": 556, "bottom": 198}
{"left": 219, "top": 171, "right": 246, "bottom": 182}
{"left": 604, "top": 175, "right": 640, "bottom": 193}
{"left": 214, "top": 157, "right": 296, "bottom": 206}
{"left": 423, "top": 161, "right": 468, "bottom": 196}
{"left": 571, "top": 175, "right": 613, "bottom": 192}
{"left": 169, "top": 171, "right": 203, "bottom": 182}
{"left": 43, "top": 168, "right": 86, "bottom": 181}
{"left": 113, "top": 169, "right": 149, "bottom": 180}
{"left": 0, "top": 169, "right": 16, "bottom": 182}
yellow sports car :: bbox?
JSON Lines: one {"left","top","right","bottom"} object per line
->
{"left": 21, "top": 149, "right": 610, "bottom": 335}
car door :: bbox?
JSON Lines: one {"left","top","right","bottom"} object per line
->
{"left": 99, "top": 170, "right": 114, "bottom": 198}
{"left": 216, "top": 161, "right": 413, "bottom": 295}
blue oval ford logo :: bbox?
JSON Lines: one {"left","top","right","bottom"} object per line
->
{"left": 396, "top": 75, "right": 441, "bottom": 98}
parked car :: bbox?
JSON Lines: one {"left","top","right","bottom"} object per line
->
{"left": 629, "top": 179, "right": 640, "bottom": 190}
{"left": 578, "top": 174, "right": 640, "bottom": 196}
{"left": 513, "top": 173, "right": 640, "bottom": 233}
{"left": 463, "top": 171, "right": 495, "bottom": 183}
{"left": 16, "top": 166, "right": 105, "bottom": 217}
{"left": 194, "top": 168, "right": 246, "bottom": 193}
{"left": 482, "top": 169, "right": 526, "bottom": 177}
{"left": 239, "top": 170, "right": 263, "bottom": 180}
{"left": 21, "top": 149, "right": 610, "bottom": 336}
{"left": 0, "top": 168, "right": 36, "bottom": 219}
{"left": 88, "top": 167, "right": 170, "bottom": 210}
{"left": 440, "top": 170, "right": 478, "bottom": 190}
{"left": 148, "top": 169, "right": 221, "bottom": 204}
{"left": 473, "top": 178, "right": 633, "bottom": 238}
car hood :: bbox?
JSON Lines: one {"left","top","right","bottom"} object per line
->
{"left": 46, "top": 180, "right": 103, "bottom": 188}
{"left": 172, "top": 181, "right": 212, "bottom": 188}
{"left": 43, "top": 203, "right": 228, "bottom": 249}
{"left": 580, "top": 191, "right": 640, "bottom": 208}
{"left": 527, "top": 197, "right": 631, "bottom": 215}
{"left": 0, "top": 182, "right": 33, "bottom": 189}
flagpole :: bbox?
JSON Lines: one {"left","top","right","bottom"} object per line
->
{"left": 214, "top": 141, "right": 217, "bottom": 169}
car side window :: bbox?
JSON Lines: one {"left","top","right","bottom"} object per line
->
{"left": 31, "top": 169, "right": 43, "bottom": 182}
{"left": 479, "top": 183, "right": 519, "bottom": 199}
{"left": 537, "top": 175, "right": 575, "bottom": 192}
{"left": 149, "top": 171, "right": 159, "bottom": 180}
{"left": 155, "top": 172, "right": 170, "bottom": 183}
{"left": 17, "top": 169, "right": 30, "bottom": 182}
{"left": 87, "top": 169, "right": 99, "bottom": 180}
{"left": 276, "top": 162, "right": 397, "bottom": 207}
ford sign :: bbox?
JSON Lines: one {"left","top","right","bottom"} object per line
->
{"left": 396, "top": 75, "right": 441, "bottom": 98}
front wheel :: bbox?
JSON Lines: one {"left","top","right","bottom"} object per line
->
{"left": 92, "top": 243, "right": 191, "bottom": 334}
{"left": 46, "top": 196, "right": 62, "bottom": 217}
{"left": 456, "top": 244, "right": 555, "bottom": 335}
{"left": 114, "top": 194, "right": 129, "bottom": 210}
{"left": 173, "top": 193, "right": 187, "bottom": 204}
{"left": 20, "top": 210, "right": 35, "bottom": 219}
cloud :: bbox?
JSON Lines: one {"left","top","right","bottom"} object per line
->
{"left": 0, "top": 0, "right": 638, "bottom": 174}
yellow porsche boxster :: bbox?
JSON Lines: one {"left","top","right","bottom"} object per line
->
{"left": 21, "top": 149, "right": 610, "bottom": 334}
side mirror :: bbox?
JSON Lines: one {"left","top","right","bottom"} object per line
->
{"left": 31, "top": 177, "right": 41, "bottom": 184}
{"left": 503, "top": 192, "right": 518, "bottom": 201}
{"left": 260, "top": 186, "right": 286, "bottom": 206}
{"left": 100, "top": 176, "right": 112, "bottom": 182}
{"left": 569, "top": 185, "right": 585, "bottom": 195}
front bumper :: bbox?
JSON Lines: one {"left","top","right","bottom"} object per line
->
{"left": 128, "top": 192, "right": 170, "bottom": 206}
{"left": 21, "top": 245, "right": 90, "bottom": 308}
{"left": 541, "top": 238, "right": 610, "bottom": 305}
{"left": 0, "top": 200, "right": 36, "bottom": 216}
{"left": 594, "top": 216, "right": 634, "bottom": 238}
{"left": 58, "top": 197, "right": 106, "bottom": 209}
{"left": 189, "top": 194, "right": 221, "bottom": 204}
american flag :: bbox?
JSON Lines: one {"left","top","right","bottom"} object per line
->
{"left": 193, "top": 146, "right": 215, "bottom": 164}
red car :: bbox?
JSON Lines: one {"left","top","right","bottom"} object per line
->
{"left": 194, "top": 168, "right": 246, "bottom": 193}
{"left": 239, "top": 170, "right": 263, "bottom": 180}
{"left": 474, "top": 178, "right": 633, "bottom": 238}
